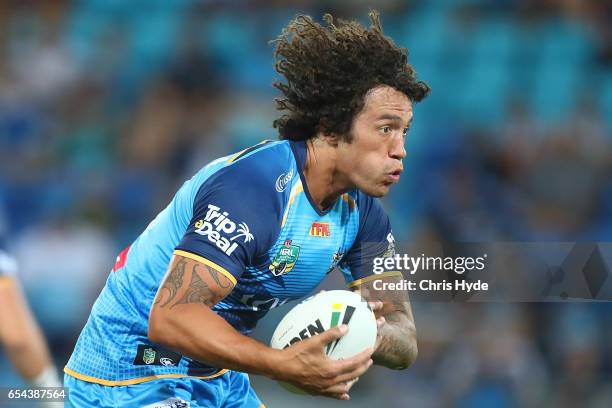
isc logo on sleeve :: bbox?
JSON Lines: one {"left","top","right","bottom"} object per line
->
{"left": 194, "top": 204, "right": 254, "bottom": 256}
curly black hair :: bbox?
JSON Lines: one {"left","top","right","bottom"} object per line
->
{"left": 271, "top": 10, "right": 430, "bottom": 141}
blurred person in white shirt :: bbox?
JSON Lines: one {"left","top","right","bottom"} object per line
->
{"left": 0, "top": 211, "right": 61, "bottom": 389}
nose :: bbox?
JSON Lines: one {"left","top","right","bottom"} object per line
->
{"left": 389, "top": 135, "right": 407, "bottom": 160}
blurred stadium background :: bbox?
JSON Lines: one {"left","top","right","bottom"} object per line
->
{"left": 0, "top": 0, "right": 611, "bottom": 407}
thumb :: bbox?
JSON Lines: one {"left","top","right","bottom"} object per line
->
{"left": 314, "top": 324, "right": 349, "bottom": 346}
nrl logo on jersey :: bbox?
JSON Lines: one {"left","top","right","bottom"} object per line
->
{"left": 194, "top": 204, "right": 254, "bottom": 256}
{"left": 269, "top": 239, "right": 300, "bottom": 276}
{"left": 143, "top": 348, "right": 156, "bottom": 365}
{"left": 275, "top": 168, "right": 294, "bottom": 192}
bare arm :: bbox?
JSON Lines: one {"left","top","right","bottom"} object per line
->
{"left": 149, "top": 255, "right": 279, "bottom": 376}
{"left": 353, "top": 274, "right": 417, "bottom": 370}
{"left": 0, "top": 277, "right": 57, "bottom": 382}
{"left": 149, "top": 254, "right": 374, "bottom": 400}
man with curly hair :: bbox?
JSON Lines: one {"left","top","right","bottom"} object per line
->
{"left": 64, "top": 11, "right": 429, "bottom": 407}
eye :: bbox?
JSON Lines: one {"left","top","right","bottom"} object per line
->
{"left": 380, "top": 126, "right": 392, "bottom": 134}
{"left": 402, "top": 127, "right": 409, "bottom": 136}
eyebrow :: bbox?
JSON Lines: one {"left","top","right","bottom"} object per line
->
{"left": 376, "top": 114, "right": 413, "bottom": 126}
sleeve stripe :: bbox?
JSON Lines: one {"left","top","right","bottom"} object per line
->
{"left": 347, "top": 271, "right": 403, "bottom": 288}
{"left": 281, "top": 181, "right": 304, "bottom": 228}
{"left": 173, "top": 250, "right": 238, "bottom": 286}
{"left": 0, "top": 251, "right": 18, "bottom": 276}
{"left": 341, "top": 193, "right": 356, "bottom": 210}
{"left": 227, "top": 139, "right": 273, "bottom": 164}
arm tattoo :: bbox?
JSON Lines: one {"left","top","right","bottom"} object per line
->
{"left": 375, "top": 310, "right": 416, "bottom": 368}
{"left": 167, "top": 263, "right": 233, "bottom": 309}
{"left": 208, "top": 267, "right": 232, "bottom": 289}
{"left": 171, "top": 264, "right": 217, "bottom": 308}
{"left": 359, "top": 276, "right": 417, "bottom": 369}
{"left": 155, "top": 258, "right": 187, "bottom": 307}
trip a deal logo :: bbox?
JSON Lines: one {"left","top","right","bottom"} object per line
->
{"left": 310, "top": 222, "right": 330, "bottom": 237}
{"left": 194, "top": 204, "right": 253, "bottom": 256}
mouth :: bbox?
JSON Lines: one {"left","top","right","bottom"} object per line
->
{"left": 386, "top": 169, "right": 403, "bottom": 183}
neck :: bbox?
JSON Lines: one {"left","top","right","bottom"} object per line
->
{"left": 302, "top": 138, "right": 352, "bottom": 211}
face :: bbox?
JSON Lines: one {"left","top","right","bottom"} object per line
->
{"left": 336, "top": 86, "right": 413, "bottom": 197}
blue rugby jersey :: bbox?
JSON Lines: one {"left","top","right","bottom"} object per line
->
{"left": 65, "top": 140, "right": 399, "bottom": 385}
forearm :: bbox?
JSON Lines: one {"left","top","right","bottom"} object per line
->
{"left": 6, "top": 341, "right": 54, "bottom": 381}
{"left": 0, "top": 280, "right": 54, "bottom": 380}
{"left": 149, "top": 255, "right": 285, "bottom": 379}
{"left": 149, "top": 304, "right": 283, "bottom": 378}
{"left": 355, "top": 275, "right": 418, "bottom": 370}
{"left": 150, "top": 255, "right": 376, "bottom": 399}
{"left": 372, "top": 311, "right": 417, "bottom": 370}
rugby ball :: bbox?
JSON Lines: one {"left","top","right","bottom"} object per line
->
{"left": 270, "top": 290, "right": 377, "bottom": 358}
{"left": 270, "top": 290, "right": 377, "bottom": 393}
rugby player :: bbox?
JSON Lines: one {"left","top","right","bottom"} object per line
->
{"left": 65, "top": 11, "right": 429, "bottom": 407}
{"left": 0, "top": 214, "right": 61, "bottom": 390}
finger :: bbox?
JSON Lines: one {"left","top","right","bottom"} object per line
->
{"left": 321, "top": 381, "right": 351, "bottom": 396}
{"left": 334, "top": 358, "right": 373, "bottom": 383}
{"left": 311, "top": 324, "right": 349, "bottom": 346}
{"left": 333, "top": 357, "right": 373, "bottom": 382}
{"left": 376, "top": 316, "right": 386, "bottom": 331}
{"left": 334, "top": 346, "right": 373, "bottom": 374}
{"left": 323, "top": 393, "right": 351, "bottom": 401}
{"left": 344, "top": 346, "right": 374, "bottom": 366}
{"left": 344, "top": 377, "right": 360, "bottom": 389}
{"left": 368, "top": 300, "right": 383, "bottom": 312}
{"left": 315, "top": 390, "right": 350, "bottom": 401}
{"left": 374, "top": 334, "right": 382, "bottom": 352}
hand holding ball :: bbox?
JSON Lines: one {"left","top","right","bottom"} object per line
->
{"left": 270, "top": 290, "right": 378, "bottom": 394}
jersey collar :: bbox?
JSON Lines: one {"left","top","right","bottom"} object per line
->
{"left": 289, "top": 140, "right": 334, "bottom": 217}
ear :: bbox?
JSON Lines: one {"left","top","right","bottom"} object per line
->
{"left": 321, "top": 132, "right": 341, "bottom": 147}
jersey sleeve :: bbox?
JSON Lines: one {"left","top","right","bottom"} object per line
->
{"left": 0, "top": 238, "right": 17, "bottom": 278}
{"left": 174, "top": 160, "right": 283, "bottom": 285}
{"left": 339, "top": 195, "right": 401, "bottom": 288}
